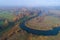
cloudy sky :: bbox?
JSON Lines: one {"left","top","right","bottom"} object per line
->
{"left": 0, "top": 0, "right": 60, "bottom": 6}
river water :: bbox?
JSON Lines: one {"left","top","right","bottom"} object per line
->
{"left": 20, "top": 13, "right": 60, "bottom": 36}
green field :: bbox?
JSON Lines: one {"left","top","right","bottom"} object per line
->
{"left": 0, "top": 11, "right": 15, "bottom": 21}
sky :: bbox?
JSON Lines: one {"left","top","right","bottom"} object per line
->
{"left": 0, "top": 0, "right": 60, "bottom": 7}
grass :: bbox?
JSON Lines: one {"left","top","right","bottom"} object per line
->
{"left": 0, "top": 25, "right": 13, "bottom": 36}
{"left": 0, "top": 15, "right": 30, "bottom": 36}
{"left": 0, "top": 21, "right": 4, "bottom": 25}
{"left": 44, "top": 16, "right": 60, "bottom": 26}
{"left": 0, "top": 11, "right": 15, "bottom": 36}
{"left": 0, "top": 11, "right": 15, "bottom": 21}
{"left": 26, "top": 15, "right": 60, "bottom": 30}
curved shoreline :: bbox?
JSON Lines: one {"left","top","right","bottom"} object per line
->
{"left": 20, "top": 14, "right": 60, "bottom": 36}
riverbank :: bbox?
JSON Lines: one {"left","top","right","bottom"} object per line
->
{"left": 20, "top": 14, "right": 60, "bottom": 36}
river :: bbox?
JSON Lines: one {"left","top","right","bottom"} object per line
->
{"left": 20, "top": 13, "right": 60, "bottom": 36}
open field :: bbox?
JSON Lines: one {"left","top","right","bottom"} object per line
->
{"left": 0, "top": 11, "right": 15, "bottom": 21}
{"left": 26, "top": 15, "right": 60, "bottom": 30}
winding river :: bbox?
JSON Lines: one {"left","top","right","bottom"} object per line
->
{"left": 20, "top": 13, "right": 60, "bottom": 36}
